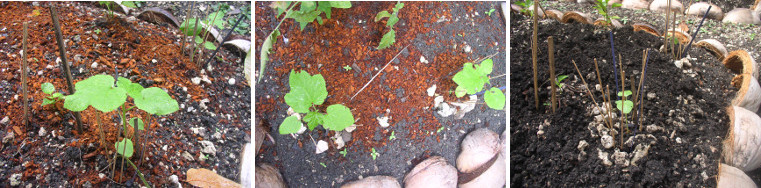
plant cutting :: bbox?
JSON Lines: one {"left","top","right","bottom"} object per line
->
{"left": 452, "top": 58, "right": 505, "bottom": 110}
{"left": 40, "top": 83, "right": 65, "bottom": 107}
{"left": 279, "top": 70, "right": 355, "bottom": 134}
{"left": 374, "top": 1, "right": 404, "bottom": 50}
{"left": 614, "top": 90, "right": 633, "bottom": 118}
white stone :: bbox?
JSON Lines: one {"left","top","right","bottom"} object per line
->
{"left": 169, "top": 175, "right": 181, "bottom": 188}
{"left": 426, "top": 84, "right": 437, "bottom": 97}
{"left": 162, "top": 145, "right": 168, "bottom": 151}
{"left": 578, "top": 140, "right": 589, "bottom": 151}
{"left": 377, "top": 115, "right": 391, "bottom": 128}
{"left": 151, "top": 59, "right": 157, "bottom": 64}
{"left": 38, "top": 127, "right": 46, "bottom": 137}
{"left": 0, "top": 116, "right": 8, "bottom": 124}
{"left": 315, "top": 140, "right": 328, "bottom": 154}
{"left": 228, "top": 78, "right": 236, "bottom": 85}
{"left": 463, "top": 45, "right": 472, "bottom": 53}
{"left": 3, "top": 131, "right": 14, "bottom": 143}
{"left": 601, "top": 135, "right": 615, "bottom": 149}
{"left": 420, "top": 56, "right": 429, "bottom": 64}
{"left": 199, "top": 141, "right": 217, "bottom": 155}
{"left": 90, "top": 62, "right": 98, "bottom": 69}
{"left": 191, "top": 77, "right": 202, "bottom": 85}
{"left": 345, "top": 124, "right": 357, "bottom": 133}
{"left": 598, "top": 149, "right": 613, "bottom": 166}
{"left": 433, "top": 96, "right": 444, "bottom": 108}
{"left": 613, "top": 150, "right": 630, "bottom": 166}
{"left": 182, "top": 151, "right": 194, "bottom": 161}
{"left": 333, "top": 134, "right": 345, "bottom": 149}
{"left": 437, "top": 103, "right": 456, "bottom": 117}
{"left": 10, "top": 173, "right": 22, "bottom": 186}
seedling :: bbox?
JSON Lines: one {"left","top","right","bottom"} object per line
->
{"left": 615, "top": 90, "right": 633, "bottom": 115}
{"left": 374, "top": 2, "right": 404, "bottom": 50}
{"left": 389, "top": 131, "right": 396, "bottom": 140}
{"left": 343, "top": 65, "right": 352, "bottom": 71}
{"left": 554, "top": 75, "right": 568, "bottom": 89}
{"left": 320, "top": 162, "right": 327, "bottom": 168}
{"left": 279, "top": 70, "right": 355, "bottom": 134}
{"left": 370, "top": 148, "right": 379, "bottom": 160}
{"left": 40, "top": 83, "right": 64, "bottom": 107}
{"left": 514, "top": 0, "right": 535, "bottom": 16}
{"left": 437, "top": 126, "right": 444, "bottom": 133}
{"left": 94, "top": 29, "right": 101, "bottom": 35}
{"left": 592, "top": 0, "right": 622, "bottom": 26}
{"left": 194, "top": 36, "right": 216, "bottom": 50}
{"left": 485, "top": 8, "right": 496, "bottom": 16}
{"left": 750, "top": 33, "right": 757, "bottom": 41}
{"left": 339, "top": 149, "right": 347, "bottom": 157}
{"left": 452, "top": 58, "right": 506, "bottom": 110}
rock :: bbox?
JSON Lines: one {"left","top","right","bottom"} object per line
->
{"left": 403, "top": 156, "right": 458, "bottom": 188}
{"left": 631, "top": 143, "right": 651, "bottom": 165}
{"left": 437, "top": 103, "right": 455, "bottom": 117}
{"left": 723, "top": 8, "right": 761, "bottom": 24}
{"left": 315, "top": 140, "right": 328, "bottom": 154}
{"left": 463, "top": 44, "right": 472, "bottom": 53}
{"left": 255, "top": 163, "right": 287, "bottom": 188}
{"left": 649, "top": 0, "right": 684, "bottom": 13}
{"left": 598, "top": 149, "right": 613, "bottom": 166}
{"left": 646, "top": 124, "right": 665, "bottom": 133}
{"left": 182, "top": 151, "right": 194, "bottom": 161}
{"left": 685, "top": 2, "right": 723, "bottom": 20}
{"left": 3, "top": 131, "right": 14, "bottom": 144}
{"left": 433, "top": 96, "right": 444, "bottom": 108}
{"left": 38, "top": 127, "right": 46, "bottom": 137}
{"left": 213, "top": 132, "right": 222, "bottom": 140}
{"left": 10, "top": 173, "right": 22, "bottom": 186}
{"left": 191, "top": 127, "right": 206, "bottom": 137}
{"left": 456, "top": 128, "right": 505, "bottom": 188}
{"left": 228, "top": 78, "right": 236, "bottom": 85}
{"left": 0, "top": 116, "right": 8, "bottom": 124}
{"left": 191, "top": 77, "right": 202, "bottom": 85}
{"left": 169, "top": 175, "right": 181, "bottom": 188}
{"left": 377, "top": 115, "right": 391, "bottom": 128}
{"left": 601, "top": 135, "right": 615, "bottom": 149}
{"left": 420, "top": 56, "right": 429, "bottom": 64}
{"left": 199, "top": 141, "right": 217, "bottom": 155}
{"left": 427, "top": 84, "right": 437, "bottom": 97}
{"left": 90, "top": 62, "right": 98, "bottom": 69}
{"left": 341, "top": 176, "right": 401, "bottom": 188}
{"left": 578, "top": 140, "right": 589, "bottom": 151}
{"left": 621, "top": 0, "right": 649, "bottom": 10}
{"left": 613, "top": 150, "right": 630, "bottom": 166}
{"left": 647, "top": 92, "right": 656, "bottom": 100}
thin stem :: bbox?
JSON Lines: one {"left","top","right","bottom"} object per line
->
{"left": 350, "top": 44, "right": 411, "bottom": 101}
{"left": 180, "top": 2, "right": 194, "bottom": 53}
{"left": 548, "top": 36, "right": 557, "bottom": 113}
{"left": 532, "top": 0, "right": 540, "bottom": 109}
{"left": 638, "top": 49, "right": 650, "bottom": 131}
{"left": 605, "top": 85, "right": 614, "bottom": 135}
{"left": 126, "top": 159, "right": 152, "bottom": 188}
{"left": 22, "top": 22, "right": 28, "bottom": 126}
{"left": 189, "top": 10, "right": 201, "bottom": 63}
{"left": 593, "top": 59, "right": 612, "bottom": 130}
{"left": 618, "top": 54, "right": 625, "bottom": 149}
{"left": 609, "top": 31, "right": 620, "bottom": 101}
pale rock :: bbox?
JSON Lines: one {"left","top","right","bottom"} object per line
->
{"left": 676, "top": 137, "right": 683, "bottom": 144}
{"left": 631, "top": 143, "right": 651, "bottom": 165}
{"left": 191, "top": 77, "right": 202, "bottom": 85}
{"left": 0, "top": 116, "right": 8, "bottom": 124}
{"left": 38, "top": 127, "right": 46, "bottom": 137}
{"left": 598, "top": 149, "right": 613, "bottom": 166}
{"left": 601, "top": 135, "right": 615, "bottom": 149}
{"left": 437, "top": 103, "right": 456, "bottom": 117}
{"left": 433, "top": 96, "right": 444, "bottom": 108}
{"left": 463, "top": 44, "right": 472, "bottom": 53}
{"left": 647, "top": 92, "right": 656, "bottom": 100}
{"left": 420, "top": 56, "right": 429, "bottom": 64}
{"left": 613, "top": 149, "right": 630, "bottom": 166}
{"left": 316, "top": 140, "right": 328, "bottom": 154}
{"left": 169, "top": 175, "right": 181, "bottom": 188}
{"left": 182, "top": 151, "right": 194, "bottom": 161}
{"left": 3, "top": 131, "right": 14, "bottom": 144}
{"left": 10, "top": 173, "right": 22, "bottom": 186}
{"left": 199, "top": 141, "right": 217, "bottom": 155}
{"left": 427, "top": 84, "right": 437, "bottom": 97}
{"left": 228, "top": 78, "right": 236, "bottom": 85}
{"left": 578, "top": 140, "right": 589, "bottom": 151}
{"left": 377, "top": 115, "right": 391, "bottom": 128}
{"left": 91, "top": 62, "right": 98, "bottom": 69}
{"left": 646, "top": 124, "right": 665, "bottom": 133}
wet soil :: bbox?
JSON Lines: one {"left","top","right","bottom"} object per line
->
{"left": 0, "top": 2, "right": 249, "bottom": 187}
{"left": 255, "top": 1, "right": 506, "bottom": 187}
{"left": 510, "top": 11, "right": 733, "bottom": 187}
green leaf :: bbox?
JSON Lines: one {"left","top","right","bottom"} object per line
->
{"left": 477, "top": 59, "right": 494, "bottom": 75}
{"left": 63, "top": 75, "right": 127, "bottom": 112}
{"left": 270, "top": 1, "right": 292, "bottom": 17}
{"left": 51, "top": 93, "right": 63, "bottom": 99}
{"left": 121, "top": 1, "right": 137, "bottom": 8}
{"left": 330, "top": 1, "right": 352, "bottom": 8}
{"left": 117, "top": 77, "right": 144, "bottom": 99}
{"left": 206, "top": 11, "right": 226, "bottom": 29}
{"left": 258, "top": 30, "right": 278, "bottom": 82}
{"left": 203, "top": 41, "right": 217, "bottom": 50}
{"left": 615, "top": 100, "right": 634, "bottom": 114}
{"left": 303, "top": 111, "right": 325, "bottom": 131}
{"left": 41, "top": 82, "right": 55, "bottom": 94}
{"left": 317, "top": 1, "right": 333, "bottom": 19}
{"left": 617, "top": 90, "right": 632, "bottom": 97}
{"left": 127, "top": 117, "right": 144, "bottom": 131}
{"left": 42, "top": 98, "right": 55, "bottom": 106}
{"left": 179, "top": 18, "right": 201, "bottom": 36}
{"left": 115, "top": 138, "right": 134, "bottom": 158}
{"left": 279, "top": 115, "right": 302, "bottom": 134}
{"left": 486, "top": 8, "right": 495, "bottom": 16}
{"left": 376, "top": 29, "right": 396, "bottom": 50}
{"left": 195, "top": 36, "right": 203, "bottom": 44}
{"left": 386, "top": 15, "right": 399, "bottom": 27}
{"left": 455, "top": 85, "right": 467, "bottom": 98}
{"left": 133, "top": 87, "right": 179, "bottom": 115}
{"left": 323, "top": 104, "right": 354, "bottom": 131}
{"left": 300, "top": 1, "right": 316, "bottom": 12}
{"left": 484, "top": 87, "right": 506, "bottom": 110}
{"left": 375, "top": 11, "right": 391, "bottom": 22}
{"left": 452, "top": 63, "right": 488, "bottom": 95}
{"left": 284, "top": 70, "right": 328, "bottom": 113}
{"left": 612, "top": 3, "right": 622, "bottom": 8}
{"left": 288, "top": 9, "right": 323, "bottom": 31}
{"left": 556, "top": 75, "right": 569, "bottom": 83}
{"left": 393, "top": 2, "right": 404, "bottom": 12}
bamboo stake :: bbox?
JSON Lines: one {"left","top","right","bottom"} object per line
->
{"left": 50, "top": 6, "right": 84, "bottom": 133}
{"left": 197, "top": 8, "right": 220, "bottom": 67}
{"left": 637, "top": 50, "right": 649, "bottom": 131}
{"left": 671, "top": 11, "right": 677, "bottom": 59}
{"left": 532, "top": 0, "right": 540, "bottom": 109}
{"left": 180, "top": 2, "right": 195, "bottom": 54}
{"left": 22, "top": 22, "right": 29, "bottom": 127}
{"left": 593, "top": 59, "right": 612, "bottom": 130}
{"left": 605, "top": 85, "right": 614, "bottom": 136}
{"left": 619, "top": 54, "right": 625, "bottom": 149}
{"left": 663, "top": 0, "right": 670, "bottom": 52}
{"left": 630, "top": 74, "right": 636, "bottom": 122}
{"left": 189, "top": 9, "right": 201, "bottom": 63}
{"left": 548, "top": 37, "right": 557, "bottom": 113}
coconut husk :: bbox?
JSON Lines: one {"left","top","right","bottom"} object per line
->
{"left": 663, "top": 29, "right": 691, "bottom": 44}
{"left": 561, "top": 11, "right": 594, "bottom": 24}
{"left": 632, "top": 23, "right": 661, "bottom": 36}
{"left": 341, "top": 176, "right": 401, "bottom": 188}
{"left": 594, "top": 18, "right": 623, "bottom": 29}
{"left": 730, "top": 74, "right": 761, "bottom": 112}
{"left": 722, "top": 50, "right": 758, "bottom": 78}
{"left": 403, "top": 156, "right": 458, "bottom": 188}
{"left": 723, "top": 106, "right": 761, "bottom": 171}
{"left": 695, "top": 39, "right": 728, "bottom": 61}
{"left": 545, "top": 9, "right": 563, "bottom": 21}
{"left": 718, "top": 163, "right": 757, "bottom": 188}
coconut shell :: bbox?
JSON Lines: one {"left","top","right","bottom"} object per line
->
{"left": 403, "top": 156, "right": 458, "bottom": 188}
{"left": 136, "top": 7, "right": 181, "bottom": 28}
{"left": 649, "top": 0, "right": 684, "bottom": 13}
{"left": 456, "top": 128, "right": 505, "bottom": 187}
{"left": 723, "top": 8, "right": 761, "bottom": 25}
{"left": 695, "top": 39, "right": 728, "bottom": 61}
{"left": 561, "top": 11, "right": 594, "bottom": 24}
{"left": 510, "top": 4, "right": 523, "bottom": 14}
{"left": 545, "top": 9, "right": 564, "bottom": 21}
{"left": 685, "top": 2, "right": 724, "bottom": 20}
{"left": 341, "top": 176, "right": 401, "bottom": 188}
{"left": 718, "top": 163, "right": 757, "bottom": 188}
{"left": 724, "top": 106, "right": 761, "bottom": 171}
{"left": 594, "top": 18, "right": 623, "bottom": 29}
{"left": 632, "top": 23, "right": 661, "bottom": 36}
{"left": 722, "top": 50, "right": 758, "bottom": 79}
{"left": 664, "top": 29, "right": 691, "bottom": 44}
{"left": 730, "top": 74, "right": 761, "bottom": 113}
{"left": 621, "top": 0, "right": 649, "bottom": 10}
{"left": 255, "top": 163, "right": 288, "bottom": 188}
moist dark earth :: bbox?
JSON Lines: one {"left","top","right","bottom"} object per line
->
{"left": 510, "top": 11, "right": 733, "bottom": 187}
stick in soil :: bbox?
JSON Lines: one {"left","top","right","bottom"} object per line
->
{"left": 618, "top": 54, "right": 625, "bottom": 149}
{"left": 204, "top": 13, "right": 246, "bottom": 68}
{"left": 180, "top": 1, "right": 194, "bottom": 54}
{"left": 548, "top": 37, "right": 557, "bottom": 113}
{"left": 22, "top": 22, "right": 29, "bottom": 126}
{"left": 50, "top": 6, "right": 84, "bottom": 133}
{"left": 197, "top": 8, "right": 219, "bottom": 68}
{"left": 593, "top": 58, "right": 612, "bottom": 130}
{"left": 605, "top": 85, "right": 614, "bottom": 136}
{"left": 350, "top": 44, "right": 411, "bottom": 101}
{"left": 638, "top": 49, "right": 650, "bottom": 131}
{"left": 663, "top": 0, "right": 670, "bottom": 52}
{"left": 630, "top": 74, "right": 636, "bottom": 122}
{"left": 571, "top": 60, "right": 604, "bottom": 126}
{"left": 532, "top": 0, "right": 540, "bottom": 109}
{"left": 189, "top": 10, "right": 201, "bottom": 63}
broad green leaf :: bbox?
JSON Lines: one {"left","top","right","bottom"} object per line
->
{"left": 617, "top": 90, "right": 632, "bottom": 97}
{"left": 206, "top": 11, "right": 226, "bottom": 29}
{"left": 41, "top": 83, "right": 55, "bottom": 94}
{"left": 612, "top": 3, "right": 622, "bottom": 8}
{"left": 42, "top": 98, "right": 55, "bottom": 106}
{"left": 330, "top": 1, "right": 352, "bottom": 8}
{"left": 615, "top": 100, "right": 634, "bottom": 114}
{"left": 121, "top": 1, "right": 137, "bottom": 8}
{"left": 386, "top": 15, "right": 399, "bottom": 27}
{"left": 270, "top": 1, "right": 292, "bottom": 17}
{"left": 115, "top": 138, "right": 134, "bottom": 158}
{"left": 556, "top": 75, "right": 569, "bottom": 83}
{"left": 195, "top": 36, "right": 204, "bottom": 44}
{"left": 288, "top": 9, "right": 323, "bottom": 30}
{"left": 279, "top": 115, "right": 302, "bottom": 134}
{"left": 455, "top": 85, "right": 467, "bottom": 98}
{"left": 133, "top": 87, "right": 179, "bottom": 115}
{"left": 284, "top": 70, "right": 328, "bottom": 113}
{"left": 64, "top": 75, "right": 127, "bottom": 112}
{"left": 117, "top": 77, "right": 144, "bottom": 99}
{"left": 452, "top": 63, "right": 488, "bottom": 95}
{"left": 317, "top": 1, "right": 333, "bottom": 19}
{"left": 323, "top": 104, "right": 354, "bottom": 131}
{"left": 375, "top": 11, "right": 391, "bottom": 22}
{"left": 316, "top": 16, "right": 324, "bottom": 25}
{"left": 128, "top": 117, "right": 144, "bottom": 131}
{"left": 300, "top": 1, "right": 316, "bottom": 12}
{"left": 484, "top": 87, "right": 505, "bottom": 110}
{"left": 203, "top": 41, "right": 217, "bottom": 50}
{"left": 51, "top": 93, "right": 63, "bottom": 98}
{"left": 393, "top": 3, "right": 404, "bottom": 12}
{"left": 180, "top": 18, "right": 201, "bottom": 36}
{"left": 303, "top": 111, "right": 325, "bottom": 131}
{"left": 376, "top": 29, "right": 396, "bottom": 50}
{"left": 477, "top": 59, "right": 494, "bottom": 75}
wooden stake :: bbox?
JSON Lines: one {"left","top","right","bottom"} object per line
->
{"left": 180, "top": 2, "right": 195, "bottom": 54}
{"left": 189, "top": 9, "right": 201, "bottom": 63}
{"left": 619, "top": 54, "right": 625, "bottom": 149}
{"left": 50, "top": 6, "right": 84, "bottom": 133}
{"left": 605, "top": 85, "right": 614, "bottom": 136}
{"left": 548, "top": 37, "right": 557, "bottom": 113}
{"left": 593, "top": 58, "right": 612, "bottom": 130}
{"left": 22, "top": 22, "right": 29, "bottom": 127}
{"left": 664, "top": 0, "right": 670, "bottom": 52}
{"left": 532, "top": 0, "right": 540, "bottom": 109}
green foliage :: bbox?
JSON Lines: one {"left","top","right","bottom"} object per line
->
{"left": 389, "top": 131, "right": 396, "bottom": 140}
{"left": 94, "top": 29, "right": 101, "bottom": 35}
{"left": 275, "top": 1, "right": 352, "bottom": 31}
{"left": 194, "top": 36, "right": 217, "bottom": 50}
{"left": 486, "top": 8, "right": 496, "bottom": 16}
{"left": 230, "top": 4, "right": 251, "bottom": 35}
{"left": 115, "top": 138, "right": 134, "bottom": 158}
{"left": 121, "top": 1, "right": 138, "bottom": 8}
{"left": 41, "top": 83, "right": 64, "bottom": 107}
{"left": 370, "top": 148, "right": 379, "bottom": 160}
{"left": 555, "top": 74, "right": 568, "bottom": 88}
{"left": 320, "top": 162, "right": 327, "bottom": 168}
{"left": 279, "top": 70, "right": 355, "bottom": 134}
{"left": 484, "top": 87, "right": 506, "bottom": 110}
{"left": 514, "top": 0, "right": 534, "bottom": 16}
{"left": 343, "top": 65, "right": 352, "bottom": 71}
{"left": 615, "top": 90, "right": 633, "bottom": 114}
{"left": 128, "top": 117, "right": 144, "bottom": 131}
{"left": 592, "top": 0, "right": 621, "bottom": 26}
{"left": 339, "top": 149, "right": 347, "bottom": 157}
{"left": 375, "top": 2, "right": 404, "bottom": 50}
{"left": 452, "top": 59, "right": 505, "bottom": 110}
{"left": 62, "top": 74, "right": 179, "bottom": 115}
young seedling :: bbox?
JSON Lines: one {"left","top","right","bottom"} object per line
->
{"left": 339, "top": 149, "right": 348, "bottom": 157}
{"left": 389, "top": 131, "right": 396, "bottom": 140}
{"left": 615, "top": 90, "right": 634, "bottom": 117}
{"left": 436, "top": 126, "right": 445, "bottom": 133}
{"left": 592, "top": 0, "right": 622, "bottom": 26}
{"left": 486, "top": 8, "right": 496, "bottom": 16}
{"left": 41, "top": 83, "right": 64, "bottom": 107}
{"left": 452, "top": 58, "right": 506, "bottom": 110}
{"left": 320, "top": 162, "right": 327, "bottom": 168}
{"left": 279, "top": 70, "right": 355, "bottom": 134}
{"left": 375, "top": 1, "right": 404, "bottom": 50}
{"left": 555, "top": 75, "right": 568, "bottom": 89}
{"left": 343, "top": 65, "right": 352, "bottom": 71}
{"left": 514, "top": 0, "right": 535, "bottom": 16}
{"left": 370, "top": 148, "right": 379, "bottom": 160}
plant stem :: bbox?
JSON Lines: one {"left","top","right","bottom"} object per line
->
{"left": 548, "top": 37, "right": 557, "bottom": 113}
{"left": 350, "top": 44, "right": 411, "bottom": 101}
{"left": 133, "top": 118, "right": 140, "bottom": 161}
{"left": 22, "top": 22, "right": 28, "bottom": 126}
{"left": 609, "top": 31, "right": 620, "bottom": 101}
{"left": 126, "top": 159, "right": 152, "bottom": 188}
{"left": 49, "top": 6, "right": 84, "bottom": 133}
{"left": 681, "top": 6, "right": 711, "bottom": 58}
{"left": 619, "top": 54, "right": 625, "bottom": 149}
{"left": 531, "top": 0, "right": 540, "bottom": 109}
{"left": 605, "top": 85, "right": 614, "bottom": 135}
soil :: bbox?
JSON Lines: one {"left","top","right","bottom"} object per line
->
{"left": 509, "top": 10, "right": 734, "bottom": 187}
{"left": 255, "top": 1, "right": 506, "bottom": 187}
{"left": 0, "top": 2, "right": 249, "bottom": 187}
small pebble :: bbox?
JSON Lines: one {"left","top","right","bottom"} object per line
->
{"left": 228, "top": 78, "right": 236, "bottom": 85}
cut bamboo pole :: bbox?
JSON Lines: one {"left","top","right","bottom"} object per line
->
{"left": 532, "top": 0, "right": 540, "bottom": 109}
{"left": 594, "top": 58, "right": 612, "bottom": 130}
{"left": 189, "top": 9, "right": 201, "bottom": 63}
{"left": 22, "top": 22, "right": 29, "bottom": 127}
{"left": 548, "top": 37, "right": 557, "bottom": 113}
{"left": 619, "top": 54, "right": 625, "bottom": 149}
{"left": 637, "top": 50, "right": 649, "bottom": 131}
{"left": 664, "top": 0, "right": 670, "bottom": 52}
{"left": 605, "top": 85, "right": 614, "bottom": 136}
{"left": 180, "top": 1, "right": 195, "bottom": 54}
{"left": 50, "top": 6, "right": 84, "bottom": 133}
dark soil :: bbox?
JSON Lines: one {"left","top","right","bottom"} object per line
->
{"left": 0, "top": 2, "right": 250, "bottom": 187}
{"left": 510, "top": 11, "right": 733, "bottom": 187}
{"left": 255, "top": 1, "right": 506, "bottom": 187}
